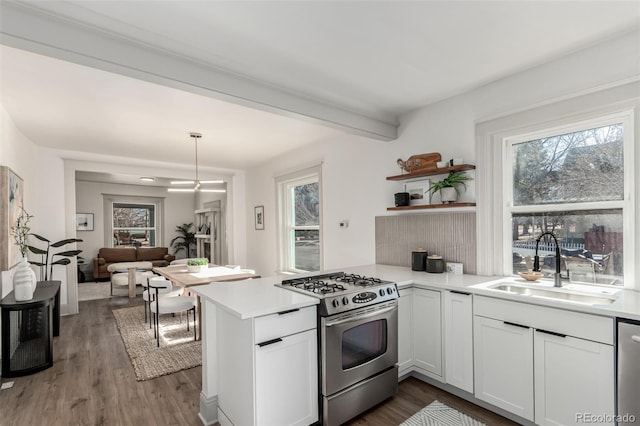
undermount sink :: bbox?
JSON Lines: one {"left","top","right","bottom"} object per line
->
{"left": 482, "top": 281, "right": 619, "bottom": 305}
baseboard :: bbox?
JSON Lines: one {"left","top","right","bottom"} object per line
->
{"left": 198, "top": 392, "right": 218, "bottom": 425}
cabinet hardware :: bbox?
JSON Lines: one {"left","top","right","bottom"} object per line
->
{"left": 277, "top": 308, "right": 300, "bottom": 315}
{"left": 503, "top": 321, "right": 529, "bottom": 329}
{"left": 258, "top": 338, "right": 283, "bottom": 347}
{"left": 450, "top": 290, "right": 471, "bottom": 296}
{"left": 630, "top": 335, "right": 640, "bottom": 344}
{"left": 536, "top": 329, "right": 567, "bottom": 338}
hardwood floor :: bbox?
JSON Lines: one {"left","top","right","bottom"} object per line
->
{"left": 348, "top": 376, "right": 520, "bottom": 426}
{"left": 0, "top": 296, "right": 518, "bottom": 426}
{"left": 0, "top": 296, "right": 201, "bottom": 426}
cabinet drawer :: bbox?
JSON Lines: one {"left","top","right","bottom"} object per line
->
{"left": 254, "top": 306, "right": 317, "bottom": 344}
{"left": 474, "top": 295, "right": 613, "bottom": 344}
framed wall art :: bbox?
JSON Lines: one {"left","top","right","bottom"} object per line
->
{"left": 76, "top": 213, "right": 94, "bottom": 231}
{"left": 0, "top": 166, "right": 25, "bottom": 271}
{"left": 254, "top": 206, "right": 264, "bottom": 230}
{"left": 405, "top": 179, "right": 431, "bottom": 206}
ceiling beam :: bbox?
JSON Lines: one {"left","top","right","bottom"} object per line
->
{"left": 0, "top": 2, "right": 397, "bottom": 141}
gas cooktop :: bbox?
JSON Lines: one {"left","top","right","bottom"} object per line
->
{"left": 276, "top": 272, "right": 398, "bottom": 316}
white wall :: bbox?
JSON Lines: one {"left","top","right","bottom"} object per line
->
{"left": 75, "top": 180, "right": 196, "bottom": 267}
{"left": 244, "top": 30, "right": 639, "bottom": 277}
{"left": 245, "top": 136, "right": 395, "bottom": 276}
{"left": 0, "top": 106, "right": 41, "bottom": 297}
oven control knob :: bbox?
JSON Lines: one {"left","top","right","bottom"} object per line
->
{"left": 387, "top": 287, "right": 394, "bottom": 295}
{"left": 342, "top": 297, "right": 349, "bottom": 305}
{"left": 379, "top": 289, "right": 385, "bottom": 297}
{"left": 332, "top": 299, "right": 340, "bottom": 308}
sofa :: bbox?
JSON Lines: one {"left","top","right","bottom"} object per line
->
{"left": 93, "top": 247, "right": 175, "bottom": 280}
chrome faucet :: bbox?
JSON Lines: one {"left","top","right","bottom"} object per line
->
{"left": 532, "top": 231, "right": 563, "bottom": 287}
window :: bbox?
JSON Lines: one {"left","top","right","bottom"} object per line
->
{"left": 277, "top": 166, "right": 322, "bottom": 273}
{"left": 506, "top": 117, "right": 630, "bottom": 286}
{"left": 113, "top": 203, "right": 157, "bottom": 247}
{"left": 103, "top": 195, "right": 164, "bottom": 248}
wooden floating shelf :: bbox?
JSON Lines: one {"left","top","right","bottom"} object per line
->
{"left": 386, "top": 164, "right": 476, "bottom": 181}
{"left": 387, "top": 202, "right": 476, "bottom": 211}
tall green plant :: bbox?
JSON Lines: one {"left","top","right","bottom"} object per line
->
{"left": 28, "top": 234, "right": 83, "bottom": 281}
{"left": 171, "top": 223, "right": 196, "bottom": 257}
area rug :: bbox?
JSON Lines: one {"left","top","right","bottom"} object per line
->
{"left": 400, "top": 400, "right": 486, "bottom": 426}
{"left": 112, "top": 305, "right": 201, "bottom": 381}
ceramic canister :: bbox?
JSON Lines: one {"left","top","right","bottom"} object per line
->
{"left": 411, "top": 249, "right": 427, "bottom": 271}
{"left": 426, "top": 255, "right": 445, "bottom": 273}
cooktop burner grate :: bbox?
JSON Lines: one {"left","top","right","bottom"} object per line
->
{"left": 335, "top": 274, "right": 383, "bottom": 286}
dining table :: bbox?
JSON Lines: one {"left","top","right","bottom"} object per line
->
{"left": 152, "top": 264, "right": 259, "bottom": 339}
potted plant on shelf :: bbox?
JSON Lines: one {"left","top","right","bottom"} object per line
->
{"left": 187, "top": 258, "right": 208, "bottom": 273}
{"left": 428, "top": 170, "right": 472, "bottom": 204}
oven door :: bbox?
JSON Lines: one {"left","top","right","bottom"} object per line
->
{"left": 321, "top": 300, "right": 398, "bottom": 396}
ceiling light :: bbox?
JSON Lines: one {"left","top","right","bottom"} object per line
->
{"left": 140, "top": 177, "right": 155, "bottom": 182}
{"left": 169, "top": 132, "right": 226, "bottom": 192}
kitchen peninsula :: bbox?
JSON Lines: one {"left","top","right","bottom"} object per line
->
{"left": 192, "top": 265, "right": 640, "bottom": 426}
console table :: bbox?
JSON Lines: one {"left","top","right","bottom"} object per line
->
{"left": 1, "top": 281, "right": 60, "bottom": 377}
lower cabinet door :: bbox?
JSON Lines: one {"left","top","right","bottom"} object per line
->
{"left": 474, "top": 316, "right": 534, "bottom": 421}
{"left": 443, "top": 291, "right": 473, "bottom": 393}
{"left": 398, "top": 288, "right": 413, "bottom": 376}
{"left": 413, "top": 288, "right": 442, "bottom": 378}
{"left": 255, "top": 329, "right": 318, "bottom": 426}
{"left": 534, "top": 330, "right": 614, "bottom": 426}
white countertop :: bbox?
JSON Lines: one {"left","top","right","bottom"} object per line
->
{"left": 191, "top": 275, "right": 319, "bottom": 319}
{"left": 191, "top": 264, "right": 640, "bottom": 321}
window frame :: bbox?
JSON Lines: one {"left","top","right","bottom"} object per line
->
{"left": 112, "top": 202, "right": 157, "bottom": 247}
{"left": 103, "top": 194, "right": 165, "bottom": 248}
{"left": 475, "top": 89, "right": 637, "bottom": 289}
{"left": 502, "top": 113, "right": 632, "bottom": 284}
{"left": 276, "top": 165, "right": 323, "bottom": 274}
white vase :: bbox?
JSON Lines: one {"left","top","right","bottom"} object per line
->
{"left": 13, "top": 257, "right": 37, "bottom": 301}
{"left": 440, "top": 187, "right": 458, "bottom": 203}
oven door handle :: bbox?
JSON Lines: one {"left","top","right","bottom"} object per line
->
{"left": 325, "top": 305, "right": 397, "bottom": 327}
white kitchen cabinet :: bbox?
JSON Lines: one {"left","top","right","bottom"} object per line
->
{"left": 534, "top": 330, "right": 614, "bottom": 426}
{"left": 217, "top": 305, "right": 318, "bottom": 426}
{"left": 412, "top": 288, "right": 442, "bottom": 379}
{"left": 473, "top": 315, "right": 534, "bottom": 421}
{"left": 255, "top": 329, "right": 318, "bottom": 426}
{"left": 473, "top": 295, "right": 614, "bottom": 425}
{"left": 398, "top": 288, "right": 413, "bottom": 376}
{"left": 443, "top": 290, "right": 474, "bottom": 393}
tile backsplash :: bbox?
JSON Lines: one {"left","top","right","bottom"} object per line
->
{"left": 375, "top": 212, "right": 477, "bottom": 274}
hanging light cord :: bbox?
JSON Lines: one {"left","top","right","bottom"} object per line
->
{"left": 190, "top": 132, "right": 202, "bottom": 190}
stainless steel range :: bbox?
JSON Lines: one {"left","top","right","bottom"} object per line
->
{"left": 277, "top": 272, "right": 399, "bottom": 426}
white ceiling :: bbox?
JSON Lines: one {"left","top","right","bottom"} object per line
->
{"left": 1, "top": 1, "right": 638, "bottom": 180}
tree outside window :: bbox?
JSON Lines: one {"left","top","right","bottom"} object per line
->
{"left": 113, "top": 203, "right": 156, "bottom": 247}
{"left": 510, "top": 123, "right": 625, "bottom": 285}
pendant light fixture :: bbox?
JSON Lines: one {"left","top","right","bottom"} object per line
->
{"left": 168, "top": 132, "right": 226, "bottom": 193}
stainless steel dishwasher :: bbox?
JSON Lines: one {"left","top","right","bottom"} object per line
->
{"left": 617, "top": 318, "right": 640, "bottom": 425}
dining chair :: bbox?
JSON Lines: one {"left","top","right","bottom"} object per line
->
{"left": 142, "top": 276, "right": 184, "bottom": 325}
{"left": 148, "top": 279, "right": 196, "bottom": 347}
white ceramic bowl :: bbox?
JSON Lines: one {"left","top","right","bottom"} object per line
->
{"left": 436, "top": 161, "right": 449, "bottom": 168}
